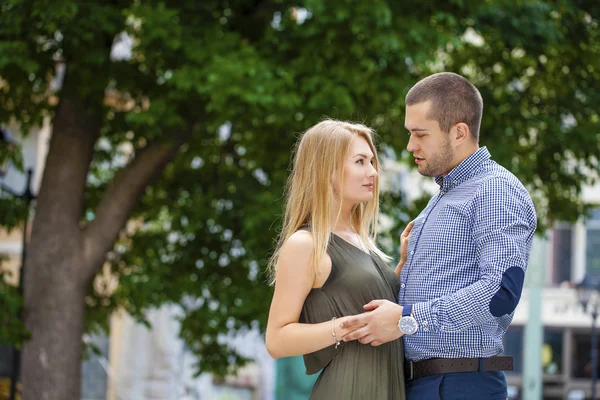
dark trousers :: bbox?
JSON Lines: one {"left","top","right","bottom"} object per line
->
{"left": 406, "top": 370, "right": 508, "bottom": 400}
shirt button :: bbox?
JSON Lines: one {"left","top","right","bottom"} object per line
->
{"left": 422, "top": 320, "right": 428, "bottom": 325}
{"left": 423, "top": 326, "right": 429, "bottom": 332}
{"left": 401, "top": 283, "right": 406, "bottom": 289}
{"left": 410, "top": 250, "right": 415, "bottom": 256}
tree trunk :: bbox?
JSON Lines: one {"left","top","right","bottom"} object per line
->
{"left": 21, "top": 258, "right": 87, "bottom": 400}
{"left": 19, "top": 77, "right": 187, "bottom": 399}
{"left": 21, "top": 87, "right": 98, "bottom": 400}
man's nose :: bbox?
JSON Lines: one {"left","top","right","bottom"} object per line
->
{"left": 406, "top": 135, "right": 418, "bottom": 153}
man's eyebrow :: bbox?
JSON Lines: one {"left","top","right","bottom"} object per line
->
{"left": 405, "top": 126, "right": 429, "bottom": 132}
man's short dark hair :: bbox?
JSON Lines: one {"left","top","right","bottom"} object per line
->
{"left": 405, "top": 72, "right": 483, "bottom": 142}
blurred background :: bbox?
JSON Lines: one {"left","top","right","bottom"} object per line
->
{"left": 0, "top": 1, "right": 599, "bottom": 399}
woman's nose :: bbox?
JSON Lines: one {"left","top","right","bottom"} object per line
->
{"left": 368, "top": 164, "right": 378, "bottom": 177}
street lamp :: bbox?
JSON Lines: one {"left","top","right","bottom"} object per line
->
{"left": 0, "top": 127, "right": 36, "bottom": 400}
{"left": 576, "top": 274, "right": 600, "bottom": 400}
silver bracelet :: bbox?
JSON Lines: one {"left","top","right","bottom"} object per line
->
{"left": 331, "top": 317, "right": 341, "bottom": 349}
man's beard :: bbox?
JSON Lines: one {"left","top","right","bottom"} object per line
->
{"left": 418, "top": 139, "right": 454, "bottom": 177}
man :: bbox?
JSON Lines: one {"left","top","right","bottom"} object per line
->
{"left": 341, "top": 72, "right": 537, "bottom": 399}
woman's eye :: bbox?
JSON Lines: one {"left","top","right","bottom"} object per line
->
{"left": 357, "top": 159, "right": 364, "bottom": 164}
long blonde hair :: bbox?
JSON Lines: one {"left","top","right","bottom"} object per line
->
{"left": 268, "top": 119, "right": 391, "bottom": 284}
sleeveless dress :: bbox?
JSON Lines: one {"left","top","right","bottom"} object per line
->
{"left": 299, "top": 233, "right": 406, "bottom": 400}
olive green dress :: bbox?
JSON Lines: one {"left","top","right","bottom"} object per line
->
{"left": 299, "top": 233, "right": 406, "bottom": 400}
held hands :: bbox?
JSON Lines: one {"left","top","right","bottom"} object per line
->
{"left": 333, "top": 315, "right": 366, "bottom": 344}
{"left": 340, "top": 300, "right": 404, "bottom": 346}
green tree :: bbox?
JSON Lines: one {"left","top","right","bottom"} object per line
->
{"left": 0, "top": 1, "right": 598, "bottom": 399}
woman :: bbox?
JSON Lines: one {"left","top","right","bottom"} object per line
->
{"left": 265, "top": 119, "right": 412, "bottom": 399}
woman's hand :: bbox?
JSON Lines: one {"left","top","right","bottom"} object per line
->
{"left": 335, "top": 315, "right": 366, "bottom": 339}
{"left": 394, "top": 221, "right": 414, "bottom": 276}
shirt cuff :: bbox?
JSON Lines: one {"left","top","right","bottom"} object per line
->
{"left": 413, "top": 301, "right": 437, "bottom": 333}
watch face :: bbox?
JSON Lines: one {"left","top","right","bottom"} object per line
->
{"left": 399, "top": 316, "right": 418, "bottom": 335}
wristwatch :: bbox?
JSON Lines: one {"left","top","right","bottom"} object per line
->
{"left": 398, "top": 305, "right": 419, "bottom": 335}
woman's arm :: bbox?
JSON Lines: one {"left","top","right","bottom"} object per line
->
{"left": 394, "top": 220, "right": 414, "bottom": 276}
{"left": 265, "top": 231, "right": 361, "bottom": 359}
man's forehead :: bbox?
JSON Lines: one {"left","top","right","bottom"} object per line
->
{"left": 406, "top": 99, "right": 433, "bottom": 111}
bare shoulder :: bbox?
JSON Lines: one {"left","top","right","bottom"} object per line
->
{"left": 275, "top": 230, "right": 316, "bottom": 286}
{"left": 280, "top": 230, "right": 314, "bottom": 260}
{"left": 278, "top": 230, "right": 332, "bottom": 288}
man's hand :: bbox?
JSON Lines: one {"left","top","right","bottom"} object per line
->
{"left": 340, "top": 300, "right": 404, "bottom": 346}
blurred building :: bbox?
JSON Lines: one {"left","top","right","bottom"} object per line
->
{"left": 505, "top": 198, "right": 600, "bottom": 399}
{"left": 106, "top": 305, "right": 274, "bottom": 400}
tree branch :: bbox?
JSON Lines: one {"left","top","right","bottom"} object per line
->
{"left": 81, "top": 136, "right": 187, "bottom": 282}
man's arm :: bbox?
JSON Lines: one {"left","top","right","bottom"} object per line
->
{"left": 343, "top": 178, "right": 537, "bottom": 344}
{"left": 413, "top": 178, "right": 536, "bottom": 333}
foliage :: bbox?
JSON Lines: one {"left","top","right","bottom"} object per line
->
{"left": 0, "top": 258, "right": 27, "bottom": 346}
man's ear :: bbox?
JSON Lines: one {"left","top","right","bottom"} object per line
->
{"left": 453, "top": 122, "right": 470, "bottom": 145}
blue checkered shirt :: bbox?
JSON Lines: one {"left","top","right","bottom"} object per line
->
{"left": 399, "top": 146, "right": 537, "bottom": 362}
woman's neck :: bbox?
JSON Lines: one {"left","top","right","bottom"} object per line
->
{"left": 332, "top": 206, "right": 354, "bottom": 233}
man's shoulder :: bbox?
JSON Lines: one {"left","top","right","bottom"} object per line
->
{"left": 468, "top": 160, "right": 536, "bottom": 224}
{"left": 474, "top": 160, "right": 530, "bottom": 197}
{"left": 467, "top": 161, "right": 538, "bottom": 233}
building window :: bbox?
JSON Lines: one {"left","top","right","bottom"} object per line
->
{"left": 543, "top": 330, "right": 563, "bottom": 375}
{"left": 503, "top": 326, "right": 523, "bottom": 374}
{"left": 552, "top": 224, "right": 573, "bottom": 285}
{"left": 586, "top": 208, "right": 600, "bottom": 276}
{"left": 572, "top": 333, "right": 600, "bottom": 378}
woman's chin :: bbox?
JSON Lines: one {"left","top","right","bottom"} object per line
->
{"left": 342, "top": 195, "right": 374, "bottom": 207}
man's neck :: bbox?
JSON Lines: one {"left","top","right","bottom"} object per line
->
{"left": 442, "top": 145, "right": 480, "bottom": 177}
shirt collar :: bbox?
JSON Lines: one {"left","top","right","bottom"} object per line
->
{"left": 435, "top": 146, "right": 491, "bottom": 191}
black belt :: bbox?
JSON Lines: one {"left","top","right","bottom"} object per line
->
{"left": 404, "top": 356, "right": 513, "bottom": 381}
